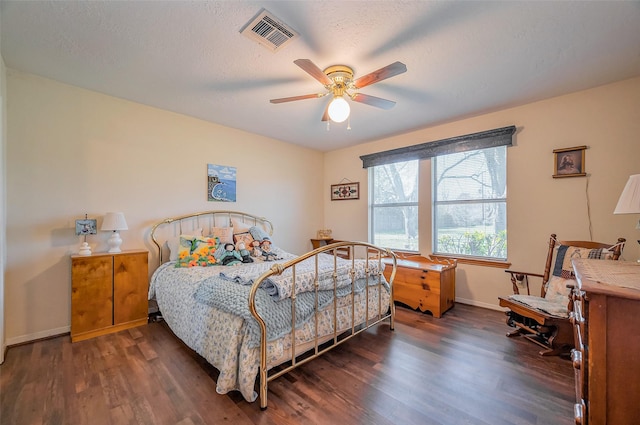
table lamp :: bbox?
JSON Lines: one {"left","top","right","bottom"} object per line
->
{"left": 101, "top": 212, "right": 128, "bottom": 253}
{"left": 614, "top": 174, "right": 640, "bottom": 257}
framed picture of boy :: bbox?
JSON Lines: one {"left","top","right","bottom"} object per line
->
{"left": 553, "top": 146, "right": 587, "bottom": 178}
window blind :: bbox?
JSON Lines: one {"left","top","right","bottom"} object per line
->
{"left": 360, "top": 125, "right": 516, "bottom": 168}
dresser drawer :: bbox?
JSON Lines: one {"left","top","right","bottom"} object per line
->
{"left": 395, "top": 267, "right": 441, "bottom": 293}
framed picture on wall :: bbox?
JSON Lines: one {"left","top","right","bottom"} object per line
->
{"left": 553, "top": 146, "right": 587, "bottom": 178}
{"left": 331, "top": 182, "right": 360, "bottom": 200}
{"left": 207, "top": 163, "right": 237, "bottom": 202}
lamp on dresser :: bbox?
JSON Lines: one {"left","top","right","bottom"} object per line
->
{"left": 614, "top": 174, "right": 640, "bottom": 257}
{"left": 101, "top": 212, "right": 128, "bottom": 253}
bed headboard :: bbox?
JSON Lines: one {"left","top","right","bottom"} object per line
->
{"left": 150, "top": 210, "right": 274, "bottom": 266}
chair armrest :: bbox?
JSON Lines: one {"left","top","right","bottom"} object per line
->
{"left": 504, "top": 269, "right": 544, "bottom": 295}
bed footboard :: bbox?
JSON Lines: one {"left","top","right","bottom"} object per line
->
{"left": 249, "top": 241, "right": 397, "bottom": 410}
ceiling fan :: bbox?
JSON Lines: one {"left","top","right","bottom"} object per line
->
{"left": 270, "top": 59, "right": 407, "bottom": 123}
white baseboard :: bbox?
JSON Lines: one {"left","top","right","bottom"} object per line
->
{"left": 455, "top": 297, "right": 506, "bottom": 312}
{"left": 6, "top": 326, "right": 70, "bottom": 347}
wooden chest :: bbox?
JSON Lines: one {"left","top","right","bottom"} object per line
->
{"left": 383, "top": 255, "right": 456, "bottom": 318}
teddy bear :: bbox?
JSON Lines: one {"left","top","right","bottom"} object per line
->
{"left": 235, "top": 241, "right": 253, "bottom": 263}
{"left": 219, "top": 243, "right": 243, "bottom": 266}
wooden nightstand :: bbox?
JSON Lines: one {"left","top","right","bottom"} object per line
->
{"left": 71, "top": 249, "right": 149, "bottom": 342}
{"left": 383, "top": 255, "right": 456, "bottom": 318}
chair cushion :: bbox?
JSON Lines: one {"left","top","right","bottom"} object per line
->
{"left": 552, "top": 245, "right": 614, "bottom": 278}
{"left": 508, "top": 294, "right": 569, "bottom": 318}
{"left": 544, "top": 276, "right": 577, "bottom": 303}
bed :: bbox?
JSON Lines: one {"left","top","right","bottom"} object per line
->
{"left": 148, "top": 210, "right": 397, "bottom": 409}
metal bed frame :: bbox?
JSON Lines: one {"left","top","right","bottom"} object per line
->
{"left": 150, "top": 210, "right": 397, "bottom": 409}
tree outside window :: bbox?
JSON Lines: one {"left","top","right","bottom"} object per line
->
{"left": 433, "top": 146, "right": 507, "bottom": 259}
{"left": 369, "top": 160, "right": 419, "bottom": 251}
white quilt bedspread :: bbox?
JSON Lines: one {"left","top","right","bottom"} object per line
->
{"left": 149, "top": 253, "right": 391, "bottom": 402}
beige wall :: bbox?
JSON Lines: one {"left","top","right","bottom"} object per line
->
{"left": 324, "top": 76, "right": 640, "bottom": 310}
{"left": 4, "top": 69, "right": 640, "bottom": 345}
{"left": 4, "top": 70, "right": 324, "bottom": 344}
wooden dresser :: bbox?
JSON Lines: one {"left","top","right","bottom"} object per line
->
{"left": 71, "top": 250, "right": 149, "bottom": 342}
{"left": 383, "top": 255, "right": 456, "bottom": 318}
{"left": 570, "top": 259, "right": 640, "bottom": 425}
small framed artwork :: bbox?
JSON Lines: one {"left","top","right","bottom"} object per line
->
{"left": 207, "top": 163, "right": 237, "bottom": 202}
{"left": 75, "top": 219, "right": 97, "bottom": 235}
{"left": 553, "top": 146, "right": 587, "bottom": 178}
{"left": 331, "top": 182, "right": 360, "bottom": 200}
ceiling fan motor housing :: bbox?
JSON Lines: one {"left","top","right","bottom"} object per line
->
{"left": 324, "top": 65, "right": 354, "bottom": 94}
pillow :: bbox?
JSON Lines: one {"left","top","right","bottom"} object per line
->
{"left": 167, "top": 228, "right": 203, "bottom": 261}
{"left": 231, "top": 218, "right": 251, "bottom": 235}
{"left": 210, "top": 227, "right": 233, "bottom": 244}
{"left": 544, "top": 276, "right": 577, "bottom": 302}
{"left": 233, "top": 231, "right": 254, "bottom": 246}
{"left": 175, "top": 235, "right": 220, "bottom": 268}
{"left": 249, "top": 225, "right": 272, "bottom": 244}
{"left": 552, "top": 245, "right": 614, "bottom": 278}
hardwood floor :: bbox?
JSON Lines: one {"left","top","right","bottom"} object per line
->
{"left": 0, "top": 304, "right": 575, "bottom": 425}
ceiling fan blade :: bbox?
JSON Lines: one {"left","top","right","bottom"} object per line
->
{"left": 321, "top": 101, "right": 330, "bottom": 121}
{"left": 294, "top": 59, "right": 333, "bottom": 86}
{"left": 353, "top": 61, "right": 407, "bottom": 89}
{"left": 351, "top": 93, "right": 396, "bottom": 110}
{"left": 270, "top": 93, "right": 323, "bottom": 104}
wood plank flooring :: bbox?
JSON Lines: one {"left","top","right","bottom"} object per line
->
{"left": 0, "top": 304, "right": 575, "bottom": 425}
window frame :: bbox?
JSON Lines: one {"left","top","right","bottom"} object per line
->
{"left": 432, "top": 145, "right": 507, "bottom": 261}
{"left": 368, "top": 160, "right": 420, "bottom": 252}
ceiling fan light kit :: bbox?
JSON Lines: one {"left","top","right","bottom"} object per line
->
{"left": 270, "top": 59, "right": 407, "bottom": 125}
{"left": 328, "top": 96, "right": 350, "bottom": 122}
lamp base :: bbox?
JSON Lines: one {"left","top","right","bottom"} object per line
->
{"left": 107, "top": 231, "right": 123, "bottom": 253}
{"left": 78, "top": 242, "right": 92, "bottom": 256}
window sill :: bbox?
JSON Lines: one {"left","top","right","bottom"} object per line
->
{"left": 387, "top": 250, "right": 511, "bottom": 269}
{"left": 430, "top": 254, "right": 511, "bottom": 269}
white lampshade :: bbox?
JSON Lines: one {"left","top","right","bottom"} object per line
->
{"left": 614, "top": 174, "right": 640, "bottom": 214}
{"left": 101, "top": 212, "right": 128, "bottom": 231}
{"left": 327, "top": 96, "right": 350, "bottom": 123}
{"left": 101, "top": 212, "right": 128, "bottom": 253}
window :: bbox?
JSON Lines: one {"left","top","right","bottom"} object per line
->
{"left": 369, "top": 160, "right": 419, "bottom": 251}
{"left": 433, "top": 146, "right": 507, "bottom": 260}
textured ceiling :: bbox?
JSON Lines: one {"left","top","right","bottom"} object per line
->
{"left": 2, "top": 1, "right": 640, "bottom": 152}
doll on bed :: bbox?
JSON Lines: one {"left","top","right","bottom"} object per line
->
{"left": 219, "top": 243, "right": 243, "bottom": 266}
{"left": 235, "top": 241, "right": 253, "bottom": 263}
{"left": 250, "top": 239, "right": 262, "bottom": 258}
{"left": 260, "top": 238, "right": 281, "bottom": 261}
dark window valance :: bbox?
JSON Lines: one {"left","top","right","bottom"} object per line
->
{"left": 360, "top": 125, "right": 516, "bottom": 168}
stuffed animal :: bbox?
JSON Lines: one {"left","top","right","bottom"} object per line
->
{"left": 250, "top": 239, "right": 262, "bottom": 258}
{"left": 260, "top": 238, "right": 280, "bottom": 261}
{"left": 235, "top": 241, "right": 253, "bottom": 263}
{"left": 219, "top": 243, "right": 243, "bottom": 266}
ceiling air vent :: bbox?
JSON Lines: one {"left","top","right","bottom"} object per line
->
{"left": 240, "top": 9, "right": 299, "bottom": 52}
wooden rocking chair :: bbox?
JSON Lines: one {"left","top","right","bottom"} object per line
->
{"left": 498, "top": 234, "right": 625, "bottom": 356}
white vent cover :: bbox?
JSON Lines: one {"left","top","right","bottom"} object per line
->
{"left": 240, "top": 9, "right": 299, "bottom": 52}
